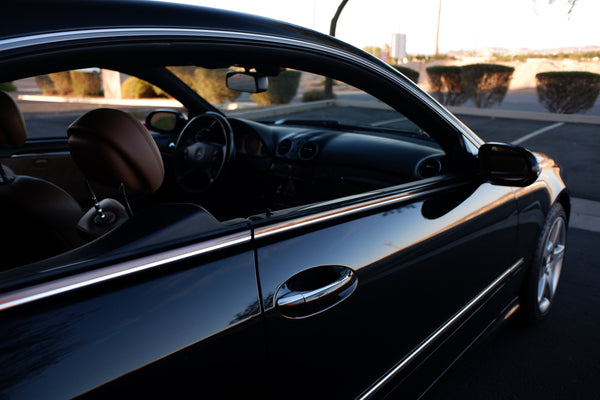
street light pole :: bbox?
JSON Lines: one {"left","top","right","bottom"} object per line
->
{"left": 435, "top": 0, "right": 442, "bottom": 56}
{"left": 324, "top": 0, "right": 349, "bottom": 99}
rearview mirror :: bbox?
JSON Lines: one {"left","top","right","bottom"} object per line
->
{"left": 226, "top": 71, "right": 268, "bottom": 93}
{"left": 479, "top": 143, "right": 540, "bottom": 187}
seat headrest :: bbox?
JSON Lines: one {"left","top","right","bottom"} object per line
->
{"left": 68, "top": 108, "right": 164, "bottom": 193}
{"left": 0, "top": 90, "right": 26, "bottom": 147}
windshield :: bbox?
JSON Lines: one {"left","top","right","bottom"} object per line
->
{"left": 167, "top": 66, "right": 430, "bottom": 139}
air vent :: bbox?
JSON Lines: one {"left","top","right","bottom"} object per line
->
{"left": 417, "top": 157, "right": 442, "bottom": 178}
{"left": 277, "top": 139, "right": 292, "bottom": 156}
{"left": 299, "top": 141, "right": 318, "bottom": 160}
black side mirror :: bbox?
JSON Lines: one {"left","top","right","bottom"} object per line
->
{"left": 479, "top": 142, "right": 540, "bottom": 187}
{"left": 145, "top": 110, "right": 187, "bottom": 134}
{"left": 226, "top": 71, "right": 268, "bottom": 93}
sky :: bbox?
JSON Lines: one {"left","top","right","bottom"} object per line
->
{"left": 156, "top": 0, "right": 598, "bottom": 55}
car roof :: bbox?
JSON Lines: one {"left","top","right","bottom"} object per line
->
{"left": 1, "top": 0, "right": 364, "bottom": 57}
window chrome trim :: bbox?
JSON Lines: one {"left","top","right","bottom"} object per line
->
{"left": 255, "top": 180, "right": 463, "bottom": 240}
{"left": 10, "top": 151, "right": 70, "bottom": 158}
{"left": 358, "top": 258, "right": 524, "bottom": 400}
{"left": 0, "top": 231, "right": 251, "bottom": 311}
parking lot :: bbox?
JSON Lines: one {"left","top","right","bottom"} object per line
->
{"left": 16, "top": 96, "right": 600, "bottom": 398}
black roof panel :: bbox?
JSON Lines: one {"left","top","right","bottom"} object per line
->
{"left": 2, "top": 0, "right": 359, "bottom": 55}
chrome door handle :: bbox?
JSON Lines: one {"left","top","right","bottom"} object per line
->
{"left": 275, "top": 266, "right": 357, "bottom": 318}
{"left": 277, "top": 269, "right": 353, "bottom": 307}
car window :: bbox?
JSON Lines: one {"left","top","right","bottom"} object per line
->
{"left": 13, "top": 70, "right": 184, "bottom": 140}
{"left": 1, "top": 64, "right": 447, "bottom": 271}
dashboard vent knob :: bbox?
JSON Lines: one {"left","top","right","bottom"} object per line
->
{"left": 299, "top": 141, "right": 318, "bottom": 160}
{"left": 277, "top": 139, "right": 292, "bottom": 156}
{"left": 417, "top": 157, "right": 442, "bottom": 178}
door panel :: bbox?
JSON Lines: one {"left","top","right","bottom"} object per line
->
{"left": 0, "top": 245, "right": 264, "bottom": 399}
{"left": 255, "top": 182, "right": 518, "bottom": 399}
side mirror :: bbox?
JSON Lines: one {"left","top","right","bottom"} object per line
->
{"left": 145, "top": 110, "right": 187, "bottom": 134}
{"left": 226, "top": 71, "right": 268, "bottom": 93}
{"left": 479, "top": 142, "right": 540, "bottom": 187}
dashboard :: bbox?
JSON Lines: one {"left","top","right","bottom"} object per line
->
{"left": 152, "top": 115, "right": 446, "bottom": 217}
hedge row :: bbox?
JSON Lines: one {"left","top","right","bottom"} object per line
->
{"left": 426, "top": 64, "right": 514, "bottom": 108}
{"left": 391, "top": 65, "right": 420, "bottom": 84}
{"left": 121, "top": 77, "right": 166, "bottom": 99}
{"left": 0, "top": 82, "right": 16, "bottom": 92}
{"left": 536, "top": 71, "right": 600, "bottom": 114}
{"left": 251, "top": 70, "right": 301, "bottom": 105}
{"left": 35, "top": 71, "right": 103, "bottom": 96}
{"left": 425, "top": 66, "right": 467, "bottom": 106}
{"left": 462, "top": 64, "right": 514, "bottom": 108}
{"left": 168, "top": 66, "right": 241, "bottom": 103}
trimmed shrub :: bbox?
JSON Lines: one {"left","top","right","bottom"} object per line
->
{"left": 461, "top": 64, "right": 514, "bottom": 108}
{"left": 192, "top": 68, "right": 241, "bottom": 103}
{"left": 536, "top": 71, "right": 600, "bottom": 114}
{"left": 302, "top": 89, "right": 337, "bottom": 102}
{"left": 70, "top": 70, "right": 102, "bottom": 96}
{"left": 35, "top": 75, "right": 56, "bottom": 94}
{"left": 166, "top": 66, "right": 240, "bottom": 103}
{"left": 0, "top": 82, "right": 16, "bottom": 92}
{"left": 251, "top": 70, "right": 302, "bottom": 105}
{"left": 167, "top": 66, "right": 196, "bottom": 86}
{"left": 48, "top": 71, "right": 72, "bottom": 95}
{"left": 36, "top": 73, "right": 73, "bottom": 95}
{"left": 426, "top": 66, "right": 467, "bottom": 106}
{"left": 391, "top": 65, "right": 420, "bottom": 84}
{"left": 122, "top": 77, "right": 165, "bottom": 99}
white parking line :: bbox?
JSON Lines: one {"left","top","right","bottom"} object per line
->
{"left": 370, "top": 117, "right": 408, "bottom": 127}
{"left": 511, "top": 122, "right": 564, "bottom": 145}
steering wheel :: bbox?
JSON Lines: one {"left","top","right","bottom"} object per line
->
{"left": 174, "top": 112, "right": 235, "bottom": 193}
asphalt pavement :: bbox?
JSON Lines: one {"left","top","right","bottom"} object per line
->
{"left": 422, "top": 228, "right": 600, "bottom": 400}
{"left": 420, "top": 112, "right": 600, "bottom": 399}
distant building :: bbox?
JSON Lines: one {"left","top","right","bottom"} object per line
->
{"left": 391, "top": 33, "right": 407, "bottom": 61}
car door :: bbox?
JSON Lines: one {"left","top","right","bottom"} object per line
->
{"left": 255, "top": 177, "right": 519, "bottom": 399}
{"left": 0, "top": 208, "right": 266, "bottom": 399}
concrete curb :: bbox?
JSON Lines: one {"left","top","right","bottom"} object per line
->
{"left": 18, "top": 94, "right": 184, "bottom": 108}
{"left": 448, "top": 106, "right": 600, "bottom": 125}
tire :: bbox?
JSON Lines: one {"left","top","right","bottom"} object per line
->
{"left": 520, "top": 203, "right": 567, "bottom": 324}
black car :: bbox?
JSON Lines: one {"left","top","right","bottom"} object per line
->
{"left": 0, "top": 1, "right": 569, "bottom": 399}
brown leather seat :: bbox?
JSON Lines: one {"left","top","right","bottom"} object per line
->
{"left": 67, "top": 108, "right": 165, "bottom": 238}
{"left": 68, "top": 108, "right": 164, "bottom": 193}
{"left": 0, "top": 90, "right": 84, "bottom": 269}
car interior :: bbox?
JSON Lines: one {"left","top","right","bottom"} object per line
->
{"left": 0, "top": 60, "right": 454, "bottom": 272}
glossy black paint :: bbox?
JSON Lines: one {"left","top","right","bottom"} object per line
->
{"left": 255, "top": 180, "right": 519, "bottom": 399}
{"left": 0, "top": 246, "right": 261, "bottom": 399}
